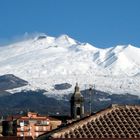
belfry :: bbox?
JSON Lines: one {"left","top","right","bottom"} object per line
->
{"left": 70, "top": 83, "right": 84, "bottom": 119}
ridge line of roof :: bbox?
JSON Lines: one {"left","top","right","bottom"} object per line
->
{"left": 38, "top": 104, "right": 140, "bottom": 139}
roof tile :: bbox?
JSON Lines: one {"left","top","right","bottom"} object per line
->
{"left": 38, "top": 105, "right": 140, "bottom": 139}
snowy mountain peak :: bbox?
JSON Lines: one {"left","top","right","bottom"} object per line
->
{"left": 35, "top": 34, "right": 47, "bottom": 40}
{"left": 113, "top": 44, "right": 139, "bottom": 53}
{"left": 55, "top": 34, "right": 77, "bottom": 45}
{"left": 0, "top": 34, "right": 140, "bottom": 97}
{"left": 76, "top": 43, "right": 98, "bottom": 51}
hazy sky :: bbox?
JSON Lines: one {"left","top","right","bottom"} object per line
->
{"left": 0, "top": 0, "right": 140, "bottom": 48}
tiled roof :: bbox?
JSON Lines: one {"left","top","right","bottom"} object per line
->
{"left": 38, "top": 105, "right": 140, "bottom": 139}
{"left": 19, "top": 116, "right": 61, "bottom": 121}
{"left": 5, "top": 114, "right": 60, "bottom": 121}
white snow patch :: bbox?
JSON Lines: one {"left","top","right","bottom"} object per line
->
{"left": 0, "top": 33, "right": 140, "bottom": 97}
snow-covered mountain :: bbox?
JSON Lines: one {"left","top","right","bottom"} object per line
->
{"left": 0, "top": 33, "right": 140, "bottom": 97}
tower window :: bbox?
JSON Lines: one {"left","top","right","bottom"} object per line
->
{"left": 77, "top": 107, "right": 80, "bottom": 115}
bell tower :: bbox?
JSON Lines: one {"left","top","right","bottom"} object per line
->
{"left": 70, "top": 83, "right": 84, "bottom": 119}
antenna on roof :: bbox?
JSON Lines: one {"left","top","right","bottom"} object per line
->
{"left": 89, "top": 84, "right": 95, "bottom": 115}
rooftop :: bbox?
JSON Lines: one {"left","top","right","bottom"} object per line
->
{"left": 37, "top": 105, "right": 140, "bottom": 139}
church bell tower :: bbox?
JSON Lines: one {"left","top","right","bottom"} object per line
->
{"left": 70, "top": 83, "right": 84, "bottom": 119}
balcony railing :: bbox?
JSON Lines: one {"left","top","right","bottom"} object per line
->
{"left": 17, "top": 127, "right": 30, "bottom": 132}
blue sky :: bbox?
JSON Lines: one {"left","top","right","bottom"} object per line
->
{"left": 0, "top": 0, "right": 140, "bottom": 48}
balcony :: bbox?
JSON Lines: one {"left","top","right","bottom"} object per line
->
{"left": 35, "top": 126, "right": 51, "bottom": 132}
{"left": 17, "top": 127, "right": 30, "bottom": 132}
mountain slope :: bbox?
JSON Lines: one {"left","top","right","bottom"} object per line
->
{"left": 0, "top": 74, "right": 28, "bottom": 90}
{"left": 0, "top": 33, "right": 140, "bottom": 96}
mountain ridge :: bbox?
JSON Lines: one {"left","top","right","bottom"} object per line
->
{"left": 0, "top": 33, "right": 140, "bottom": 97}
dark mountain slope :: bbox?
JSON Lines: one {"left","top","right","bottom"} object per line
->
{"left": 0, "top": 74, "right": 28, "bottom": 90}
{"left": 0, "top": 89, "right": 139, "bottom": 117}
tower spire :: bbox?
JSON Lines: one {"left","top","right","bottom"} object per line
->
{"left": 70, "top": 83, "right": 84, "bottom": 120}
{"left": 74, "top": 82, "right": 80, "bottom": 94}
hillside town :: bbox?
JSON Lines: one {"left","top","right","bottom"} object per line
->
{"left": 0, "top": 83, "right": 139, "bottom": 139}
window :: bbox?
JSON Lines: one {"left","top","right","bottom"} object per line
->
{"left": 36, "top": 126, "right": 39, "bottom": 131}
{"left": 21, "top": 126, "right": 24, "bottom": 131}
{"left": 36, "top": 132, "right": 39, "bottom": 137}
{"left": 43, "top": 126, "right": 46, "bottom": 131}
{"left": 77, "top": 107, "right": 80, "bottom": 115}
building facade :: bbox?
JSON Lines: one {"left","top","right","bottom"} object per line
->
{"left": 2, "top": 112, "right": 61, "bottom": 139}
